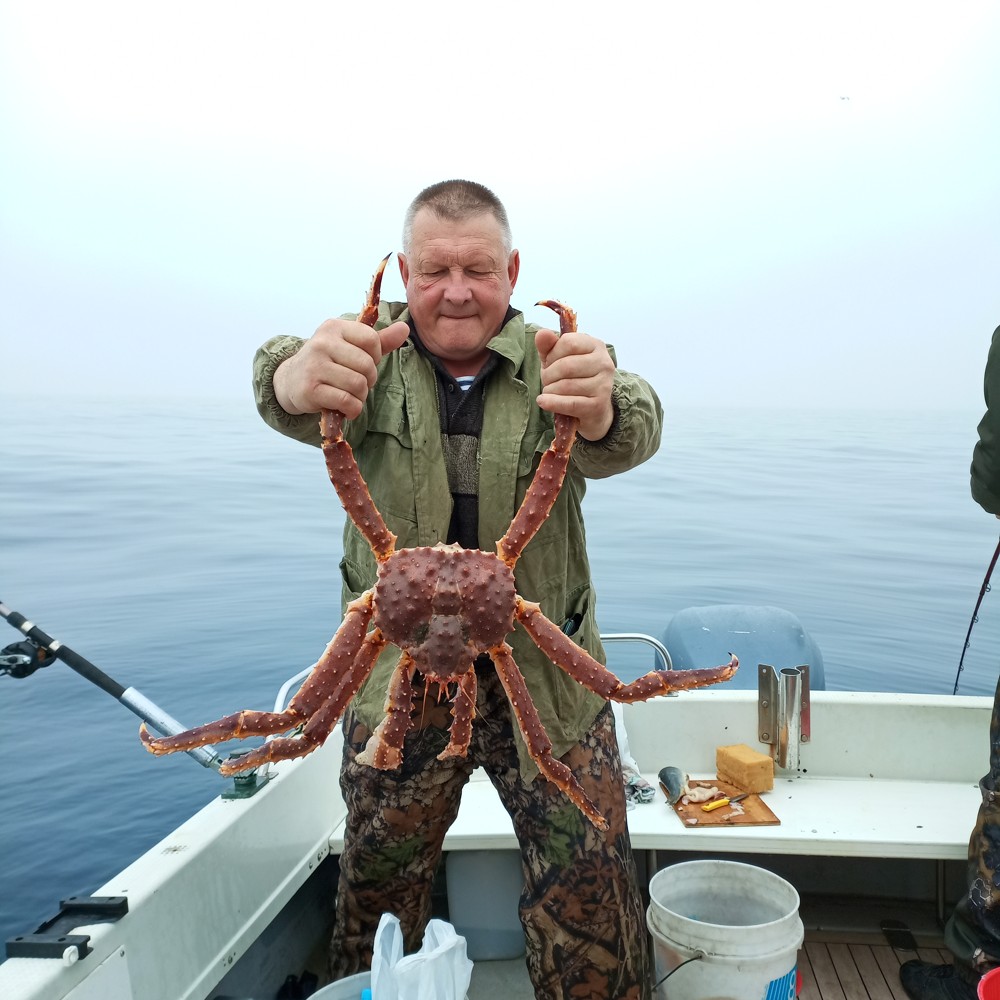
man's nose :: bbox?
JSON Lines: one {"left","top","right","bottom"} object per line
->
{"left": 442, "top": 270, "right": 473, "bottom": 302}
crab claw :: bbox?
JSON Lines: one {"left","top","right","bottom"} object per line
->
{"left": 358, "top": 253, "right": 392, "bottom": 328}
{"left": 536, "top": 299, "right": 578, "bottom": 335}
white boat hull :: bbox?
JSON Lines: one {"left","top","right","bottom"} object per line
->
{"left": 0, "top": 688, "right": 990, "bottom": 1000}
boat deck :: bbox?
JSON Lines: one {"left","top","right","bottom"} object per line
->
{"left": 465, "top": 925, "right": 950, "bottom": 998}
{"left": 799, "top": 935, "right": 948, "bottom": 1000}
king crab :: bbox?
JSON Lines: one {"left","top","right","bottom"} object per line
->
{"left": 141, "top": 259, "right": 738, "bottom": 828}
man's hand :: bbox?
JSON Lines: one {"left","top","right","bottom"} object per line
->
{"left": 274, "top": 319, "right": 410, "bottom": 419}
{"left": 534, "top": 328, "right": 616, "bottom": 441}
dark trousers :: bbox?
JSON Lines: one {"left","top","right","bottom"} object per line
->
{"left": 947, "top": 674, "right": 1000, "bottom": 977}
{"left": 329, "top": 665, "right": 652, "bottom": 1000}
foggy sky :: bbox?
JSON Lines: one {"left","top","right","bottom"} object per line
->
{"left": 2, "top": 0, "right": 998, "bottom": 415}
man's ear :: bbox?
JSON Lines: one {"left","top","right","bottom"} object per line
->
{"left": 507, "top": 249, "right": 520, "bottom": 290}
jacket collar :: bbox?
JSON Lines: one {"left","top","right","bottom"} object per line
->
{"left": 486, "top": 306, "right": 527, "bottom": 372}
{"left": 395, "top": 304, "right": 527, "bottom": 376}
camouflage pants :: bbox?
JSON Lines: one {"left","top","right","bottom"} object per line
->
{"left": 329, "top": 663, "right": 652, "bottom": 1000}
{"left": 947, "top": 673, "right": 1000, "bottom": 977}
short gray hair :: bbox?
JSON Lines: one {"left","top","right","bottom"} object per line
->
{"left": 402, "top": 179, "right": 512, "bottom": 257}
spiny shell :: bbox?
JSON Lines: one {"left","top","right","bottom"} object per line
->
{"left": 373, "top": 543, "right": 516, "bottom": 673}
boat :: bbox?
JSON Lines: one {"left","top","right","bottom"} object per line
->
{"left": 0, "top": 600, "right": 986, "bottom": 1000}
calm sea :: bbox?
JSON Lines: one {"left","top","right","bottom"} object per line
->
{"left": 2, "top": 397, "right": 998, "bottom": 947}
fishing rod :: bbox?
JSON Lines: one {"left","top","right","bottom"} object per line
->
{"left": 953, "top": 537, "right": 1000, "bottom": 696}
{"left": 0, "top": 600, "right": 222, "bottom": 770}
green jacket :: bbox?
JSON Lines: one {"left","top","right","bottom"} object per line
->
{"left": 972, "top": 326, "right": 1000, "bottom": 515}
{"left": 252, "top": 302, "right": 663, "bottom": 776}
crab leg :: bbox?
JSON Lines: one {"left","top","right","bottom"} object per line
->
{"left": 140, "top": 592, "right": 380, "bottom": 761}
{"left": 489, "top": 642, "right": 608, "bottom": 830}
{"left": 319, "top": 254, "right": 398, "bottom": 563}
{"left": 321, "top": 414, "right": 398, "bottom": 561}
{"left": 497, "top": 301, "right": 579, "bottom": 567}
{"left": 355, "top": 652, "right": 418, "bottom": 769}
{"left": 437, "top": 667, "right": 478, "bottom": 761}
{"left": 515, "top": 596, "right": 738, "bottom": 701}
{"left": 497, "top": 414, "right": 578, "bottom": 567}
{"left": 214, "top": 624, "right": 389, "bottom": 775}
{"left": 140, "top": 706, "right": 309, "bottom": 756}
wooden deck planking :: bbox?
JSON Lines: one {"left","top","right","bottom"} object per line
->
{"left": 829, "top": 942, "right": 873, "bottom": 1000}
{"left": 848, "top": 944, "right": 894, "bottom": 1000}
{"left": 804, "top": 942, "right": 849, "bottom": 1000}
{"left": 799, "top": 939, "right": 952, "bottom": 1000}
{"left": 799, "top": 953, "right": 821, "bottom": 1000}
{"left": 873, "top": 944, "right": 919, "bottom": 1000}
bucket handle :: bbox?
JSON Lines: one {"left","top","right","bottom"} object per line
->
{"left": 653, "top": 951, "right": 706, "bottom": 993}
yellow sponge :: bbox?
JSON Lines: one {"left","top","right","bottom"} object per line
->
{"left": 716, "top": 743, "right": 774, "bottom": 793}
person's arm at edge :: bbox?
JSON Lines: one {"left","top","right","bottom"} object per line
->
{"left": 972, "top": 325, "right": 1000, "bottom": 516}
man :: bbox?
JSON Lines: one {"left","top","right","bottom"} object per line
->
{"left": 901, "top": 324, "right": 1000, "bottom": 1000}
{"left": 252, "top": 180, "right": 663, "bottom": 999}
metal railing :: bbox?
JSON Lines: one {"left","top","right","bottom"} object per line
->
{"left": 601, "top": 632, "right": 673, "bottom": 671}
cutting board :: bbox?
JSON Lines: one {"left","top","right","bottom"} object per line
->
{"left": 668, "top": 777, "right": 780, "bottom": 829}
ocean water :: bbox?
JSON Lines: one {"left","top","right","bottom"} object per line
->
{"left": 2, "top": 396, "right": 999, "bottom": 949}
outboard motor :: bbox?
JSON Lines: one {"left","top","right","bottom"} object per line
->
{"left": 661, "top": 604, "right": 825, "bottom": 691}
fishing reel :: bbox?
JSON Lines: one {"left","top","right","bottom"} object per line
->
{"left": 0, "top": 638, "right": 55, "bottom": 679}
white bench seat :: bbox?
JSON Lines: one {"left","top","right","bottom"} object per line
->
{"left": 330, "top": 771, "right": 979, "bottom": 860}
{"left": 329, "top": 690, "right": 990, "bottom": 865}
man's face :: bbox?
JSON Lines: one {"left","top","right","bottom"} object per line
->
{"left": 398, "top": 208, "right": 519, "bottom": 376}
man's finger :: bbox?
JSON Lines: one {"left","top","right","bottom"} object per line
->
{"left": 378, "top": 321, "right": 411, "bottom": 358}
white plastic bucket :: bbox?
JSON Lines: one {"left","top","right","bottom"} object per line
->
{"left": 311, "top": 970, "right": 370, "bottom": 999}
{"left": 646, "top": 860, "right": 804, "bottom": 1000}
{"left": 312, "top": 969, "right": 471, "bottom": 999}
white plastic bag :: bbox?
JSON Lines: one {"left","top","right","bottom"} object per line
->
{"left": 371, "top": 912, "right": 474, "bottom": 1000}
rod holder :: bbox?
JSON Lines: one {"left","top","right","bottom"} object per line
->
{"left": 121, "top": 687, "right": 222, "bottom": 770}
{"left": 758, "top": 664, "right": 811, "bottom": 771}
